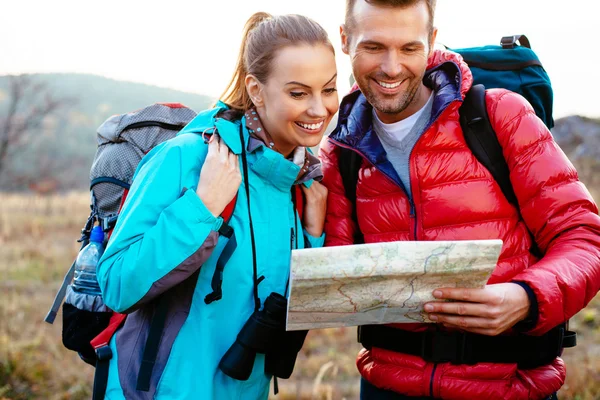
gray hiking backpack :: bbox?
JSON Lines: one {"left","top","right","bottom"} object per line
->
{"left": 45, "top": 103, "right": 197, "bottom": 373}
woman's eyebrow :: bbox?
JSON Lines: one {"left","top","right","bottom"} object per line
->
{"left": 285, "top": 73, "right": 337, "bottom": 88}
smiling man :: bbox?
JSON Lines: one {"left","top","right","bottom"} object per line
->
{"left": 319, "top": 0, "right": 600, "bottom": 399}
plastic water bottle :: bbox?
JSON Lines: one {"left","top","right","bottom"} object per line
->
{"left": 72, "top": 225, "right": 105, "bottom": 295}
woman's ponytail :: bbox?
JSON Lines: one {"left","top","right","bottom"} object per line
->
{"left": 218, "top": 12, "right": 333, "bottom": 113}
{"left": 219, "top": 12, "right": 272, "bottom": 112}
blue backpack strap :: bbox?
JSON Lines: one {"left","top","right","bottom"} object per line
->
{"left": 459, "top": 84, "right": 519, "bottom": 208}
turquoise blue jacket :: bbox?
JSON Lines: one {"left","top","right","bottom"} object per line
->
{"left": 97, "top": 104, "right": 324, "bottom": 400}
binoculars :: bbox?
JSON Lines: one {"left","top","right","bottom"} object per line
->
{"left": 219, "top": 292, "right": 308, "bottom": 380}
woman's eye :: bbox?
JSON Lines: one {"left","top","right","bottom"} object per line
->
{"left": 290, "top": 92, "right": 307, "bottom": 99}
{"left": 324, "top": 88, "right": 337, "bottom": 95}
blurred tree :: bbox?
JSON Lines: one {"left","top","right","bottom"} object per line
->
{"left": 0, "top": 74, "right": 75, "bottom": 186}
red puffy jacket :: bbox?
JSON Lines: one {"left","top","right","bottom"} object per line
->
{"left": 320, "top": 50, "right": 600, "bottom": 399}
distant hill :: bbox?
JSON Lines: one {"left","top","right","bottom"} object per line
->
{"left": 552, "top": 115, "right": 600, "bottom": 191}
{"left": 0, "top": 73, "right": 599, "bottom": 193}
{"left": 0, "top": 73, "right": 214, "bottom": 190}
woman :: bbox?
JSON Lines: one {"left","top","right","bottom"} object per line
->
{"left": 97, "top": 12, "right": 338, "bottom": 400}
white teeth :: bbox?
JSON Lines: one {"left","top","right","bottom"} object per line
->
{"left": 297, "top": 121, "right": 324, "bottom": 130}
{"left": 377, "top": 80, "right": 402, "bottom": 89}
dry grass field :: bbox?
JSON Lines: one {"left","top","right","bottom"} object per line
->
{"left": 1, "top": 192, "right": 599, "bottom": 400}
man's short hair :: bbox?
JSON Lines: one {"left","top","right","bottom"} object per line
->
{"left": 345, "top": 0, "right": 437, "bottom": 39}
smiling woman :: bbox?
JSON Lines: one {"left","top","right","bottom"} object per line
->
{"left": 94, "top": 11, "right": 337, "bottom": 400}
{"left": 220, "top": 13, "right": 338, "bottom": 157}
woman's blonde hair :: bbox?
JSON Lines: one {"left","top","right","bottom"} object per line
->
{"left": 219, "top": 12, "right": 334, "bottom": 112}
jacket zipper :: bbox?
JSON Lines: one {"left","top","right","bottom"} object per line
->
{"left": 331, "top": 100, "right": 462, "bottom": 242}
{"left": 409, "top": 202, "right": 417, "bottom": 240}
{"left": 290, "top": 228, "right": 295, "bottom": 250}
{"left": 429, "top": 364, "right": 438, "bottom": 397}
{"left": 330, "top": 138, "right": 420, "bottom": 240}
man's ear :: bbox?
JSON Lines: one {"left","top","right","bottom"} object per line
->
{"left": 340, "top": 24, "right": 350, "bottom": 55}
{"left": 428, "top": 27, "right": 439, "bottom": 57}
{"left": 245, "top": 74, "right": 263, "bottom": 107}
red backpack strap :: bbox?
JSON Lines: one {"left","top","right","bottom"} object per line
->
{"left": 221, "top": 195, "right": 237, "bottom": 223}
{"left": 156, "top": 102, "right": 188, "bottom": 109}
{"left": 90, "top": 313, "right": 127, "bottom": 350}
{"left": 89, "top": 312, "right": 126, "bottom": 400}
{"left": 294, "top": 185, "right": 304, "bottom": 221}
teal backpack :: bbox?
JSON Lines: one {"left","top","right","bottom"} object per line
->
{"left": 453, "top": 34, "right": 554, "bottom": 129}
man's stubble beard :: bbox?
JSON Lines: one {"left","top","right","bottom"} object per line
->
{"left": 360, "top": 77, "right": 421, "bottom": 116}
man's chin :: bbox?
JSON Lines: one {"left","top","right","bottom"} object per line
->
{"left": 371, "top": 99, "right": 407, "bottom": 115}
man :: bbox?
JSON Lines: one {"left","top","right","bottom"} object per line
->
{"left": 320, "top": 1, "right": 600, "bottom": 399}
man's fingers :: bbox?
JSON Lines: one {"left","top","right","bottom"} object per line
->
{"left": 424, "top": 301, "right": 492, "bottom": 318}
{"left": 429, "top": 314, "right": 494, "bottom": 329}
{"left": 433, "top": 287, "right": 491, "bottom": 303}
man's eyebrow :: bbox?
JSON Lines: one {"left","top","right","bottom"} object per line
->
{"left": 402, "top": 41, "right": 425, "bottom": 47}
{"left": 358, "top": 39, "right": 425, "bottom": 48}
{"left": 285, "top": 73, "right": 338, "bottom": 88}
{"left": 357, "top": 39, "right": 386, "bottom": 47}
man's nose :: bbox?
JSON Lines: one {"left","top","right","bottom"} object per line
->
{"left": 380, "top": 50, "right": 403, "bottom": 79}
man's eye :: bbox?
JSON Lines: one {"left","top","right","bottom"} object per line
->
{"left": 290, "top": 92, "right": 307, "bottom": 99}
{"left": 365, "top": 46, "right": 379, "bottom": 51}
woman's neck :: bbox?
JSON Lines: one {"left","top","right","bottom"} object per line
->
{"left": 245, "top": 108, "right": 296, "bottom": 157}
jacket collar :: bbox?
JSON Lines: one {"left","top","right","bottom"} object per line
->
{"left": 178, "top": 103, "right": 321, "bottom": 191}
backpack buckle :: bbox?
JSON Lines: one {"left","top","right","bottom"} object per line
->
{"left": 202, "top": 127, "right": 217, "bottom": 144}
{"left": 501, "top": 34, "right": 531, "bottom": 50}
{"left": 101, "top": 215, "right": 118, "bottom": 232}
{"left": 95, "top": 345, "right": 113, "bottom": 362}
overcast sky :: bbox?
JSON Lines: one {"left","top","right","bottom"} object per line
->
{"left": 1, "top": 0, "right": 598, "bottom": 118}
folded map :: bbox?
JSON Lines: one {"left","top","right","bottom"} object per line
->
{"left": 286, "top": 240, "right": 502, "bottom": 331}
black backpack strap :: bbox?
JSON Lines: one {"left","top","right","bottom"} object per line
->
{"left": 339, "top": 147, "right": 361, "bottom": 203}
{"left": 204, "top": 224, "right": 236, "bottom": 304}
{"left": 136, "top": 297, "right": 169, "bottom": 391}
{"left": 338, "top": 146, "right": 365, "bottom": 244}
{"left": 459, "top": 84, "right": 519, "bottom": 208}
{"left": 92, "top": 345, "right": 113, "bottom": 400}
{"left": 460, "top": 84, "right": 543, "bottom": 258}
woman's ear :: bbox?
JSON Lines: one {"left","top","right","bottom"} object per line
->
{"left": 245, "top": 74, "right": 263, "bottom": 107}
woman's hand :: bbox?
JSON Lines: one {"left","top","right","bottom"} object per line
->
{"left": 196, "top": 134, "right": 242, "bottom": 217}
{"left": 423, "top": 283, "right": 531, "bottom": 336}
{"left": 301, "top": 181, "right": 328, "bottom": 238}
